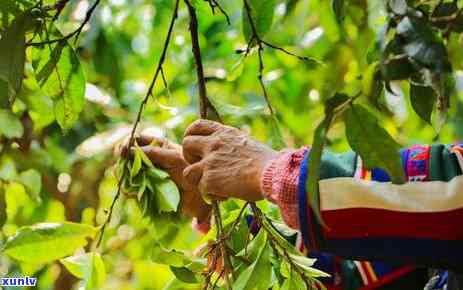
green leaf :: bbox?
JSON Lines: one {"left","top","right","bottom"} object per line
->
{"left": 324, "top": 92, "right": 349, "bottom": 114}
{"left": 237, "top": 228, "right": 267, "bottom": 260}
{"left": 136, "top": 145, "right": 154, "bottom": 168}
{"left": 305, "top": 117, "right": 331, "bottom": 226}
{"left": 0, "top": 109, "right": 23, "bottom": 138}
{"left": 233, "top": 243, "right": 273, "bottom": 290}
{"left": 155, "top": 180, "right": 180, "bottom": 212}
{"left": 0, "top": 186, "right": 6, "bottom": 228}
{"left": 242, "top": 0, "right": 277, "bottom": 43}
{"left": 345, "top": 104, "right": 405, "bottom": 183}
{"left": 396, "top": 17, "right": 451, "bottom": 73}
{"left": 137, "top": 172, "right": 147, "bottom": 200}
{"left": 0, "top": 15, "right": 26, "bottom": 103}
{"left": 2, "top": 222, "right": 97, "bottom": 263}
{"left": 268, "top": 115, "right": 286, "bottom": 150}
{"left": 227, "top": 59, "right": 245, "bottom": 81}
{"left": 32, "top": 28, "right": 86, "bottom": 130}
{"left": 60, "top": 252, "right": 106, "bottom": 290}
{"left": 362, "top": 63, "right": 384, "bottom": 109}
{"left": 18, "top": 169, "right": 42, "bottom": 202}
{"left": 147, "top": 167, "right": 170, "bottom": 180}
{"left": 169, "top": 266, "right": 198, "bottom": 284}
{"left": 280, "top": 270, "right": 305, "bottom": 290}
{"left": 382, "top": 56, "right": 415, "bottom": 81}
{"left": 410, "top": 84, "right": 435, "bottom": 125}
{"left": 261, "top": 219, "right": 299, "bottom": 256}
{"left": 152, "top": 244, "right": 187, "bottom": 267}
{"left": 331, "top": 0, "right": 345, "bottom": 24}
{"left": 130, "top": 148, "right": 142, "bottom": 178}
{"left": 0, "top": 80, "right": 8, "bottom": 108}
{"left": 289, "top": 254, "right": 329, "bottom": 277}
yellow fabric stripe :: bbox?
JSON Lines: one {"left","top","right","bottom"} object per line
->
{"left": 364, "top": 262, "right": 378, "bottom": 282}
{"left": 354, "top": 261, "right": 369, "bottom": 285}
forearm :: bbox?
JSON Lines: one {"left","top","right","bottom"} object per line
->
{"left": 262, "top": 143, "right": 463, "bottom": 269}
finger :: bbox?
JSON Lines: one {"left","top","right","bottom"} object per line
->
{"left": 184, "top": 119, "right": 223, "bottom": 137}
{"left": 116, "top": 135, "right": 160, "bottom": 157}
{"left": 183, "top": 162, "right": 204, "bottom": 186}
{"left": 139, "top": 146, "right": 183, "bottom": 169}
{"left": 182, "top": 135, "right": 213, "bottom": 164}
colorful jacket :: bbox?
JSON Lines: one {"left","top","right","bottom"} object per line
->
{"left": 261, "top": 143, "right": 463, "bottom": 270}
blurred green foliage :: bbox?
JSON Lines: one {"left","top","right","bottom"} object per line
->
{"left": 0, "top": 0, "right": 463, "bottom": 289}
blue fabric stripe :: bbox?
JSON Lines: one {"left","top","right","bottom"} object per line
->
{"left": 401, "top": 148, "right": 409, "bottom": 179}
{"left": 297, "top": 150, "right": 311, "bottom": 248}
{"left": 370, "top": 261, "right": 399, "bottom": 277}
{"left": 371, "top": 168, "right": 391, "bottom": 182}
{"left": 435, "top": 270, "right": 448, "bottom": 289}
{"left": 324, "top": 238, "right": 463, "bottom": 268}
{"left": 308, "top": 252, "right": 336, "bottom": 284}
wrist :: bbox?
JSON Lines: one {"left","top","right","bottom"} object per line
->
{"left": 260, "top": 147, "right": 308, "bottom": 229}
{"left": 260, "top": 149, "right": 293, "bottom": 201}
{"left": 250, "top": 149, "right": 279, "bottom": 200}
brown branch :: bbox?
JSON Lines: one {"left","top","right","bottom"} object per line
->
{"left": 185, "top": 1, "right": 232, "bottom": 287}
{"left": 243, "top": 0, "right": 275, "bottom": 115}
{"left": 242, "top": 0, "right": 321, "bottom": 115}
{"left": 204, "top": 0, "right": 231, "bottom": 25}
{"left": 186, "top": 0, "right": 208, "bottom": 119}
{"left": 27, "top": 0, "right": 101, "bottom": 46}
{"left": 261, "top": 40, "right": 321, "bottom": 65}
{"left": 52, "top": 0, "right": 71, "bottom": 21}
{"left": 94, "top": 0, "right": 180, "bottom": 248}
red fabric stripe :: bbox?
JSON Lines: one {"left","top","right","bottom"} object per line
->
{"left": 322, "top": 208, "right": 463, "bottom": 240}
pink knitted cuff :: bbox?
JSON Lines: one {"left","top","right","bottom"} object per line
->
{"left": 261, "top": 147, "right": 307, "bottom": 229}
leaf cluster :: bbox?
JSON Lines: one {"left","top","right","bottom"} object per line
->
{"left": 117, "top": 145, "right": 181, "bottom": 225}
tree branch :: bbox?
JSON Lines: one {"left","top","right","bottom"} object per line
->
{"left": 204, "top": 0, "right": 231, "bottom": 25}
{"left": 94, "top": 0, "right": 180, "bottom": 249}
{"left": 242, "top": 0, "right": 321, "bottom": 115}
{"left": 28, "top": 0, "right": 101, "bottom": 46}
{"left": 185, "top": 1, "right": 232, "bottom": 287}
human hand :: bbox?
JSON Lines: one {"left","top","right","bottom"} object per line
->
{"left": 115, "top": 135, "right": 211, "bottom": 220}
{"left": 182, "top": 120, "right": 278, "bottom": 202}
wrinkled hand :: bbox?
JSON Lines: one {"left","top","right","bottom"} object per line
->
{"left": 182, "top": 120, "right": 278, "bottom": 202}
{"left": 115, "top": 135, "right": 211, "bottom": 220}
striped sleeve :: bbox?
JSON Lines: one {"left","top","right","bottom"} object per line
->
{"left": 294, "top": 143, "right": 463, "bottom": 269}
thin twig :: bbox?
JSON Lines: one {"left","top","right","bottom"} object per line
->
{"left": 203, "top": 245, "right": 220, "bottom": 290}
{"left": 261, "top": 40, "right": 321, "bottom": 64}
{"left": 205, "top": 0, "right": 231, "bottom": 25}
{"left": 185, "top": 0, "right": 232, "bottom": 287}
{"left": 225, "top": 202, "right": 249, "bottom": 237}
{"left": 242, "top": 0, "right": 321, "bottom": 115}
{"left": 243, "top": 0, "right": 274, "bottom": 114}
{"left": 94, "top": 0, "right": 180, "bottom": 248}
{"left": 211, "top": 202, "right": 234, "bottom": 287}
{"left": 52, "top": 0, "right": 71, "bottom": 21}
{"left": 160, "top": 67, "right": 173, "bottom": 98}
{"left": 28, "top": 0, "right": 101, "bottom": 46}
